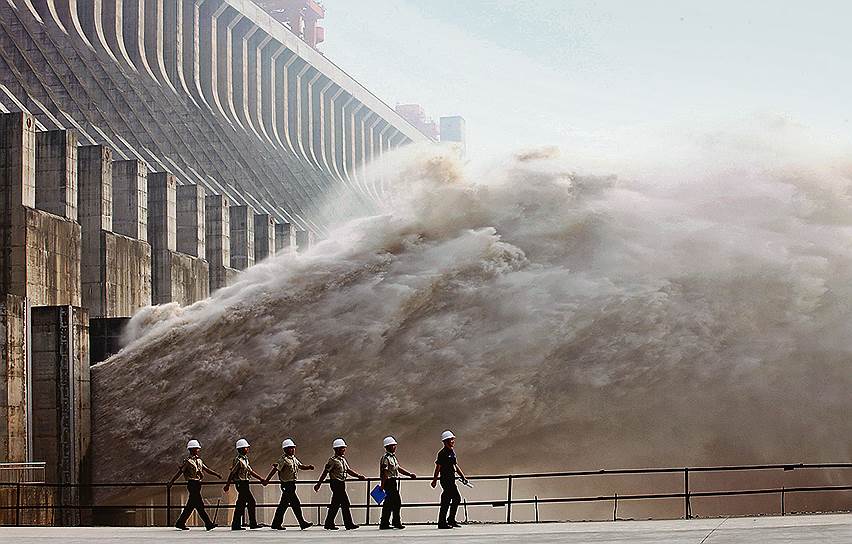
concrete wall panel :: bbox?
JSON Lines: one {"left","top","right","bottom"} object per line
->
{"left": 294, "top": 228, "right": 313, "bottom": 253}
{"left": 153, "top": 250, "right": 209, "bottom": 306}
{"left": 147, "top": 172, "right": 176, "bottom": 252}
{"left": 15, "top": 208, "right": 82, "bottom": 307}
{"left": 274, "top": 221, "right": 294, "bottom": 255}
{"left": 176, "top": 183, "right": 205, "bottom": 258}
{"left": 30, "top": 305, "right": 90, "bottom": 525}
{"left": 0, "top": 112, "right": 37, "bottom": 214}
{"left": 0, "top": 113, "right": 36, "bottom": 299}
{"left": 78, "top": 145, "right": 113, "bottom": 317}
{"left": 229, "top": 204, "right": 254, "bottom": 270}
{"left": 103, "top": 232, "right": 152, "bottom": 317}
{"left": 253, "top": 212, "right": 274, "bottom": 261}
{"left": 0, "top": 294, "right": 28, "bottom": 463}
{"left": 205, "top": 193, "right": 238, "bottom": 292}
{"left": 35, "top": 129, "right": 78, "bottom": 221}
{"left": 112, "top": 159, "right": 147, "bottom": 241}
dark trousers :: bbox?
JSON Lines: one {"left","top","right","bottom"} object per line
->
{"left": 380, "top": 478, "right": 402, "bottom": 528}
{"left": 438, "top": 479, "right": 461, "bottom": 525}
{"left": 232, "top": 481, "right": 257, "bottom": 529}
{"left": 175, "top": 480, "right": 213, "bottom": 528}
{"left": 324, "top": 479, "right": 355, "bottom": 528}
{"left": 272, "top": 481, "right": 306, "bottom": 527}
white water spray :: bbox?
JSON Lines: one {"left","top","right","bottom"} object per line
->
{"left": 92, "top": 123, "right": 852, "bottom": 485}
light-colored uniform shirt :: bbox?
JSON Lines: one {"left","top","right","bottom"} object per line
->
{"left": 380, "top": 452, "right": 400, "bottom": 479}
{"left": 181, "top": 456, "right": 206, "bottom": 481}
{"left": 275, "top": 454, "right": 302, "bottom": 482}
{"left": 325, "top": 455, "right": 350, "bottom": 481}
{"left": 232, "top": 454, "right": 252, "bottom": 481}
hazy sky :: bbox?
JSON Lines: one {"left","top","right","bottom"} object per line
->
{"left": 322, "top": 1, "right": 852, "bottom": 158}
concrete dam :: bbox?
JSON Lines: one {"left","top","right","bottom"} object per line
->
{"left": 4, "top": 0, "right": 849, "bottom": 534}
{"left": 0, "top": 0, "right": 437, "bottom": 525}
{"left": 0, "top": 0, "right": 430, "bottom": 232}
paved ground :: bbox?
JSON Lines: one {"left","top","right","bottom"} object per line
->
{"left": 2, "top": 514, "right": 850, "bottom": 542}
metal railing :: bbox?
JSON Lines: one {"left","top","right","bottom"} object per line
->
{"left": 2, "top": 462, "right": 851, "bottom": 526}
{"left": 0, "top": 462, "right": 46, "bottom": 484}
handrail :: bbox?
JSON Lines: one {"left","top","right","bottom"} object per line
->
{"left": 8, "top": 460, "right": 851, "bottom": 487}
{"left": 0, "top": 462, "right": 46, "bottom": 484}
{"left": 2, "top": 461, "right": 850, "bottom": 526}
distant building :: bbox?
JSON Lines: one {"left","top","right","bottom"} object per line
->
{"left": 255, "top": 0, "right": 326, "bottom": 48}
{"left": 395, "top": 104, "right": 439, "bottom": 140}
{"left": 440, "top": 116, "right": 467, "bottom": 158}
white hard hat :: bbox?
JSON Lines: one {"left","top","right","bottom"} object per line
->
{"left": 235, "top": 438, "right": 250, "bottom": 449}
{"left": 383, "top": 436, "right": 397, "bottom": 447}
{"left": 282, "top": 438, "right": 296, "bottom": 449}
{"left": 441, "top": 430, "right": 456, "bottom": 442}
{"left": 186, "top": 439, "right": 201, "bottom": 450}
{"left": 332, "top": 438, "right": 347, "bottom": 449}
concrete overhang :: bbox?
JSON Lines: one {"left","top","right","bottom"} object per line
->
{"left": 225, "top": 0, "right": 433, "bottom": 144}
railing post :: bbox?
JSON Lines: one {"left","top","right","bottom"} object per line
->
{"left": 15, "top": 482, "right": 21, "bottom": 526}
{"left": 506, "top": 476, "right": 513, "bottom": 524}
{"left": 781, "top": 487, "right": 785, "bottom": 516}
{"left": 534, "top": 495, "right": 539, "bottom": 523}
{"left": 613, "top": 493, "right": 618, "bottom": 521}
{"left": 365, "top": 479, "right": 371, "bottom": 526}
{"left": 166, "top": 484, "right": 172, "bottom": 527}
{"left": 683, "top": 468, "right": 691, "bottom": 519}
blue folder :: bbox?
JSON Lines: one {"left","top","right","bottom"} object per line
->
{"left": 370, "top": 485, "right": 386, "bottom": 504}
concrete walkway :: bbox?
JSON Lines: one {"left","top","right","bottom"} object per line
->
{"left": 2, "top": 514, "right": 850, "bottom": 543}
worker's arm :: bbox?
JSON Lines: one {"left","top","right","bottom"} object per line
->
{"left": 455, "top": 464, "right": 467, "bottom": 482}
{"left": 168, "top": 463, "right": 185, "bottom": 486}
{"left": 250, "top": 467, "right": 267, "bottom": 485}
{"left": 202, "top": 465, "right": 223, "bottom": 480}
{"left": 223, "top": 462, "right": 239, "bottom": 492}
{"left": 399, "top": 466, "right": 417, "bottom": 478}
{"left": 430, "top": 464, "right": 440, "bottom": 488}
{"left": 313, "top": 468, "right": 329, "bottom": 491}
{"left": 262, "top": 465, "right": 278, "bottom": 485}
{"left": 298, "top": 463, "right": 315, "bottom": 470}
{"left": 346, "top": 467, "right": 366, "bottom": 480}
{"left": 380, "top": 462, "right": 387, "bottom": 490}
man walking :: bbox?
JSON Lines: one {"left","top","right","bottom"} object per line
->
{"left": 379, "top": 436, "right": 417, "bottom": 530}
{"left": 169, "top": 439, "right": 222, "bottom": 531}
{"left": 223, "top": 438, "right": 267, "bottom": 530}
{"left": 314, "top": 438, "right": 366, "bottom": 530}
{"left": 264, "top": 438, "right": 315, "bottom": 530}
{"left": 431, "top": 430, "right": 467, "bottom": 529}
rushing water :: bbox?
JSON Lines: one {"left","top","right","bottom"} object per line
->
{"left": 92, "top": 127, "right": 852, "bottom": 487}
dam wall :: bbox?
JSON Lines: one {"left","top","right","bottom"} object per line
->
{"left": 0, "top": 0, "right": 429, "bottom": 238}
{"left": 0, "top": 111, "right": 326, "bottom": 522}
{"left": 0, "top": 0, "right": 430, "bottom": 525}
